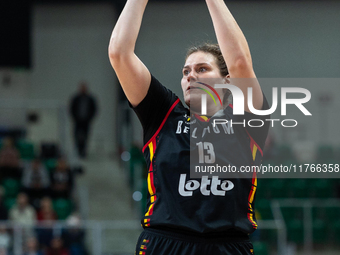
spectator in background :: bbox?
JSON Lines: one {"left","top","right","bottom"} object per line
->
{"left": 22, "top": 158, "right": 50, "bottom": 208}
{"left": 23, "top": 237, "right": 43, "bottom": 255}
{"left": 50, "top": 159, "right": 73, "bottom": 199}
{"left": 0, "top": 224, "right": 11, "bottom": 253}
{"left": 69, "top": 82, "right": 97, "bottom": 159}
{"left": 9, "top": 192, "right": 36, "bottom": 239}
{"left": 0, "top": 248, "right": 8, "bottom": 255}
{"left": 0, "top": 137, "right": 21, "bottom": 180}
{"left": 36, "top": 198, "right": 57, "bottom": 249}
{"left": 0, "top": 187, "right": 8, "bottom": 220}
{"left": 62, "top": 214, "right": 87, "bottom": 255}
{"left": 45, "top": 237, "right": 70, "bottom": 255}
{"left": 37, "top": 197, "right": 57, "bottom": 222}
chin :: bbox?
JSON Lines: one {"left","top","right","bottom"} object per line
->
{"left": 187, "top": 100, "right": 202, "bottom": 113}
{"left": 184, "top": 98, "right": 192, "bottom": 108}
{"left": 184, "top": 94, "right": 201, "bottom": 112}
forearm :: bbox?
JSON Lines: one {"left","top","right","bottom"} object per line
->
{"left": 205, "top": 0, "right": 253, "bottom": 74}
{"left": 109, "top": 0, "right": 149, "bottom": 57}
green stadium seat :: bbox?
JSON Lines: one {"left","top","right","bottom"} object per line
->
{"left": 313, "top": 206, "right": 340, "bottom": 227}
{"left": 252, "top": 241, "right": 269, "bottom": 255}
{"left": 256, "top": 199, "right": 273, "bottom": 220}
{"left": 259, "top": 228, "right": 277, "bottom": 245}
{"left": 2, "top": 178, "right": 20, "bottom": 198}
{"left": 312, "top": 207, "right": 324, "bottom": 221}
{"left": 16, "top": 140, "right": 35, "bottom": 160}
{"left": 288, "top": 179, "right": 308, "bottom": 198}
{"left": 256, "top": 179, "right": 271, "bottom": 199}
{"left": 268, "top": 179, "right": 286, "bottom": 198}
{"left": 53, "top": 198, "right": 73, "bottom": 220}
{"left": 324, "top": 207, "right": 340, "bottom": 224}
{"left": 311, "top": 179, "right": 334, "bottom": 198}
{"left": 281, "top": 207, "right": 303, "bottom": 221}
{"left": 44, "top": 158, "right": 58, "bottom": 172}
{"left": 4, "top": 197, "right": 16, "bottom": 210}
{"left": 330, "top": 219, "right": 340, "bottom": 243}
{"left": 287, "top": 219, "right": 303, "bottom": 244}
{"left": 313, "top": 219, "right": 327, "bottom": 243}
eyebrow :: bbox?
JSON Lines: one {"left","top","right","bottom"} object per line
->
{"left": 183, "top": 63, "right": 211, "bottom": 69}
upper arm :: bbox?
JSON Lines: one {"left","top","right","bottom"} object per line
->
{"left": 204, "top": 0, "right": 263, "bottom": 111}
{"left": 228, "top": 62, "right": 264, "bottom": 112}
{"left": 109, "top": 52, "right": 151, "bottom": 107}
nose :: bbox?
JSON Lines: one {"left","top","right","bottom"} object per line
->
{"left": 187, "top": 70, "right": 197, "bottom": 83}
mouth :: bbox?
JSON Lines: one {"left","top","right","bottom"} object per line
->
{"left": 187, "top": 85, "right": 198, "bottom": 92}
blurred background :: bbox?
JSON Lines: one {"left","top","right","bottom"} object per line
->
{"left": 0, "top": 0, "right": 340, "bottom": 254}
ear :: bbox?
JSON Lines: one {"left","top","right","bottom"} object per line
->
{"left": 224, "top": 74, "right": 231, "bottom": 83}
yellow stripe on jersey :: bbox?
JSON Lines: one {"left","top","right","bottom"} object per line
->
{"left": 200, "top": 116, "right": 209, "bottom": 121}
{"left": 252, "top": 144, "right": 258, "bottom": 161}
{"left": 249, "top": 210, "right": 257, "bottom": 228}
{"left": 144, "top": 141, "right": 156, "bottom": 221}
{"left": 247, "top": 175, "right": 258, "bottom": 228}
{"left": 147, "top": 172, "right": 154, "bottom": 197}
{"left": 149, "top": 142, "right": 154, "bottom": 161}
{"left": 249, "top": 178, "right": 257, "bottom": 204}
{"left": 145, "top": 203, "right": 154, "bottom": 217}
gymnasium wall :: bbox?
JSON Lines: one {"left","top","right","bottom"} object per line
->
{"left": 30, "top": 3, "right": 117, "bottom": 156}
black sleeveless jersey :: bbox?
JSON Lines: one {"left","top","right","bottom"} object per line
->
{"left": 131, "top": 75, "right": 270, "bottom": 235}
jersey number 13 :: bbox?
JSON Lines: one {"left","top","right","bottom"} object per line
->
{"left": 196, "top": 142, "right": 215, "bottom": 164}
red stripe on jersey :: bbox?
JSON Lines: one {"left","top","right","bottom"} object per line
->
{"left": 252, "top": 170, "right": 257, "bottom": 182}
{"left": 194, "top": 114, "right": 210, "bottom": 122}
{"left": 149, "top": 167, "right": 156, "bottom": 198}
{"left": 248, "top": 175, "right": 257, "bottom": 202}
{"left": 247, "top": 170, "right": 258, "bottom": 228}
{"left": 142, "top": 98, "right": 180, "bottom": 152}
{"left": 247, "top": 213, "right": 257, "bottom": 228}
{"left": 245, "top": 129, "right": 263, "bottom": 157}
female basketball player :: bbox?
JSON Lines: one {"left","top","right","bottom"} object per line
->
{"left": 109, "top": 0, "right": 269, "bottom": 254}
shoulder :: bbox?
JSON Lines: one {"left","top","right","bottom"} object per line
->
{"left": 132, "top": 74, "right": 179, "bottom": 112}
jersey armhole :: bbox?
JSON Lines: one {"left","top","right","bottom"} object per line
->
{"left": 142, "top": 98, "right": 180, "bottom": 152}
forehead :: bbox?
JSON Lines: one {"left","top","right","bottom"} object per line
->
{"left": 184, "top": 51, "right": 217, "bottom": 67}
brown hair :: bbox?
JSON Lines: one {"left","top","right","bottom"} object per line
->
{"left": 186, "top": 43, "right": 231, "bottom": 105}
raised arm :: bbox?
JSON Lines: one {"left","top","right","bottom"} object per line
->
{"left": 108, "top": 0, "right": 151, "bottom": 107}
{"left": 205, "top": 0, "right": 263, "bottom": 111}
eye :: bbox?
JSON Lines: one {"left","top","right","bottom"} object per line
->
{"left": 198, "top": 67, "right": 207, "bottom": 73}
{"left": 183, "top": 69, "right": 189, "bottom": 76}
